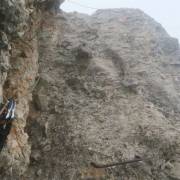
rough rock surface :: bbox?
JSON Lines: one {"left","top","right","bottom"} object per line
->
{"left": 24, "top": 9, "right": 180, "bottom": 180}
{"left": 1, "top": 1, "right": 180, "bottom": 179}
{"left": 0, "top": 0, "right": 64, "bottom": 178}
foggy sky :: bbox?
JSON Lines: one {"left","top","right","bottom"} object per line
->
{"left": 61, "top": 0, "right": 180, "bottom": 41}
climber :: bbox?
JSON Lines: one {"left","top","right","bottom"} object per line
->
{"left": 0, "top": 98, "right": 16, "bottom": 151}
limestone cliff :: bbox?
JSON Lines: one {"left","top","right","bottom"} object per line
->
{"left": 0, "top": 1, "right": 180, "bottom": 180}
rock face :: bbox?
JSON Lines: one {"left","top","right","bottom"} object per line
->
{"left": 25, "top": 9, "right": 180, "bottom": 180}
{"left": 1, "top": 2, "right": 180, "bottom": 180}
{"left": 0, "top": 0, "right": 64, "bottom": 178}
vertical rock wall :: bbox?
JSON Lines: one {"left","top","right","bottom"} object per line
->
{"left": 0, "top": 1, "right": 180, "bottom": 180}
{"left": 0, "top": 0, "right": 64, "bottom": 178}
{"left": 25, "top": 10, "right": 180, "bottom": 180}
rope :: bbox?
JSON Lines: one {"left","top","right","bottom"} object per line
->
{"left": 66, "top": 0, "right": 98, "bottom": 10}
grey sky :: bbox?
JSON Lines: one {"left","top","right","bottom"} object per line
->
{"left": 62, "top": 0, "right": 180, "bottom": 41}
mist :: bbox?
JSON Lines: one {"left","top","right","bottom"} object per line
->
{"left": 62, "top": 0, "right": 180, "bottom": 41}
